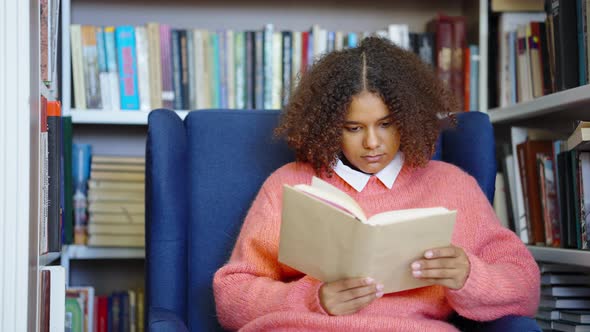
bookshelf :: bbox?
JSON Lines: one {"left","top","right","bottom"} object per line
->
{"left": 0, "top": 0, "right": 67, "bottom": 330}
{"left": 527, "top": 246, "right": 590, "bottom": 268}
{"left": 489, "top": 85, "right": 590, "bottom": 126}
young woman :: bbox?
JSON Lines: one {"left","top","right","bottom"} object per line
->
{"left": 213, "top": 37, "right": 540, "bottom": 331}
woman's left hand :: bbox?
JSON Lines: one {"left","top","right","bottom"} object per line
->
{"left": 410, "top": 245, "right": 470, "bottom": 290}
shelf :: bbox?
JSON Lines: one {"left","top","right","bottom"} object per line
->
{"left": 70, "top": 109, "right": 189, "bottom": 125}
{"left": 38, "top": 252, "right": 60, "bottom": 266}
{"left": 488, "top": 85, "right": 590, "bottom": 126}
{"left": 527, "top": 246, "right": 590, "bottom": 268}
{"left": 62, "top": 245, "right": 145, "bottom": 260}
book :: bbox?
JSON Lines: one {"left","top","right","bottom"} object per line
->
{"left": 540, "top": 296, "right": 590, "bottom": 309}
{"left": 552, "top": 320, "right": 590, "bottom": 332}
{"left": 541, "top": 273, "right": 590, "bottom": 285}
{"left": 87, "top": 223, "right": 145, "bottom": 235}
{"left": 41, "top": 266, "right": 66, "bottom": 332}
{"left": 561, "top": 311, "right": 590, "bottom": 324}
{"left": 47, "top": 101, "right": 62, "bottom": 252}
{"left": 536, "top": 308, "right": 561, "bottom": 320}
{"left": 87, "top": 234, "right": 144, "bottom": 247}
{"left": 542, "top": 286, "right": 590, "bottom": 297}
{"left": 568, "top": 121, "right": 590, "bottom": 151}
{"left": 278, "top": 176, "right": 456, "bottom": 294}
{"left": 492, "top": 0, "right": 544, "bottom": 12}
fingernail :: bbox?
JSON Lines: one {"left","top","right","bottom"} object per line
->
{"left": 376, "top": 291, "right": 384, "bottom": 298}
{"left": 376, "top": 284, "right": 384, "bottom": 291}
{"left": 411, "top": 262, "right": 421, "bottom": 270}
{"left": 425, "top": 251, "right": 434, "bottom": 258}
{"left": 413, "top": 270, "right": 422, "bottom": 277}
{"left": 365, "top": 277, "right": 374, "bottom": 285}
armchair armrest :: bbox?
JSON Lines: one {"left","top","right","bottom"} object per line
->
{"left": 149, "top": 307, "right": 189, "bottom": 332}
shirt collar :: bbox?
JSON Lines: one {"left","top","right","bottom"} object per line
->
{"left": 333, "top": 152, "right": 404, "bottom": 192}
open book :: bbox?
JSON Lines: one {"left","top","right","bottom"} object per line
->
{"left": 278, "top": 176, "right": 456, "bottom": 294}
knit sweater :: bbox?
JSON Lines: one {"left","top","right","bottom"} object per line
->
{"left": 213, "top": 161, "right": 540, "bottom": 331}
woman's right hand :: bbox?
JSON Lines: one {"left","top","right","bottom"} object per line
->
{"left": 319, "top": 277, "right": 384, "bottom": 315}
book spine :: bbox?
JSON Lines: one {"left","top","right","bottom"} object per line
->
{"left": 218, "top": 30, "right": 228, "bottom": 109}
{"left": 245, "top": 31, "right": 255, "bottom": 109}
{"left": 70, "top": 25, "right": 86, "bottom": 109}
{"left": 81, "top": 25, "right": 102, "bottom": 109}
{"left": 116, "top": 26, "right": 140, "bottom": 110}
{"left": 263, "top": 24, "right": 274, "bottom": 109}
{"left": 73, "top": 144, "right": 91, "bottom": 245}
{"left": 96, "top": 27, "right": 111, "bottom": 110}
{"left": 282, "top": 31, "right": 292, "bottom": 107}
{"left": 179, "top": 30, "right": 190, "bottom": 110}
{"left": 254, "top": 30, "right": 264, "bottom": 109}
{"left": 40, "top": 96, "right": 49, "bottom": 254}
{"left": 469, "top": 45, "right": 479, "bottom": 111}
{"left": 272, "top": 32, "right": 282, "bottom": 109}
{"left": 147, "top": 23, "right": 163, "bottom": 109}
{"left": 170, "top": 30, "right": 183, "bottom": 110}
{"left": 135, "top": 26, "right": 151, "bottom": 111}
{"left": 47, "top": 101, "right": 62, "bottom": 252}
{"left": 194, "top": 29, "right": 208, "bottom": 109}
{"left": 209, "top": 33, "right": 221, "bottom": 108}
{"left": 578, "top": 0, "right": 588, "bottom": 85}
{"left": 186, "top": 30, "right": 196, "bottom": 110}
{"left": 62, "top": 115, "right": 74, "bottom": 245}
{"left": 235, "top": 31, "right": 246, "bottom": 109}
{"left": 104, "top": 26, "right": 121, "bottom": 110}
{"left": 227, "top": 30, "right": 236, "bottom": 109}
{"left": 159, "top": 25, "right": 174, "bottom": 109}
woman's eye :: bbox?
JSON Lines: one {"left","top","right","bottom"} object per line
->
{"left": 346, "top": 126, "right": 361, "bottom": 132}
{"left": 380, "top": 122, "right": 392, "bottom": 128}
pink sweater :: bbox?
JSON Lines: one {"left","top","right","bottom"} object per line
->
{"left": 213, "top": 161, "right": 540, "bottom": 331}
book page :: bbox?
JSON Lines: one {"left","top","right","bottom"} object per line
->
{"left": 366, "top": 207, "right": 451, "bottom": 226}
{"left": 293, "top": 176, "right": 367, "bottom": 222}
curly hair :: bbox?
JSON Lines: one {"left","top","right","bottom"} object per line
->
{"left": 275, "top": 36, "right": 458, "bottom": 176}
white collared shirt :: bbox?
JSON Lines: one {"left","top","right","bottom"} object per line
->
{"left": 333, "top": 152, "right": 404, "bottom": 192}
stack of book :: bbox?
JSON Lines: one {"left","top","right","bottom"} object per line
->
{"left": 536, "top": 264, "right": 590, "bottom": 331}
{"left": 87, "top": 155, "right": 145, "bottom": 247}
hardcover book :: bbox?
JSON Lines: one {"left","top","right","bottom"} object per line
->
{"left": 279, "top": 176, "right": 456, "bottom": 294}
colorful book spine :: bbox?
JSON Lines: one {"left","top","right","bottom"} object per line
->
{"left": 235, "top": 31, "right": 246, "bottom": 109}
{"left": 116, "top": 26, "right": 140, "bottom": 110}
{"left": 171, "top": 29, "right": 183, "bottom": 110}
{"left": 47, "top": 100, "right": 62, "bottom": 252}
{"left": 159, "top": 24, "right": 174, "bottom": 109}
{"left": 135, "top": 26, "right": 151, "bottom": 111}
{"left": 81, "top": 25, "right": 102, "bottom": 109}
{"left": 263, "top": 24, "right": 274, "bottom": 109}
{"left": 72, "top": 144, "right": 91, "bottom": 245}
{"left": 104, "top": 26, "right": 121, "bottom": 110}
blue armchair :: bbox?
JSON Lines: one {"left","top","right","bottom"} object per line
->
{"left": 146, "top": 109, "right": 540, "bottom": 332}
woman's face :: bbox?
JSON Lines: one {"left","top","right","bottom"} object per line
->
{"left": 341, "top": 91, "right": 401, "bottom": 174}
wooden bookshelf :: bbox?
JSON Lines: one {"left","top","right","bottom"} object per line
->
{"left": 489, "top": 85, "right": 590, "bottom": 125}
{"left": 527, "top": 246, "right": 590, "bottom": 268}
{"left": 70, "top": 109, "right": 188, "bottom": 125}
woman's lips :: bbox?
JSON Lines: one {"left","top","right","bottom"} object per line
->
{"left": 362, "top": 154, "right": 384, "bottom": 163}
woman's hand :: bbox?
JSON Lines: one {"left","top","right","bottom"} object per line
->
{"left": 319, "top": 277, "right": 383, "bottom": 315}
{"left": 411, "top": 245, "right": 470, "bottom": 290}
